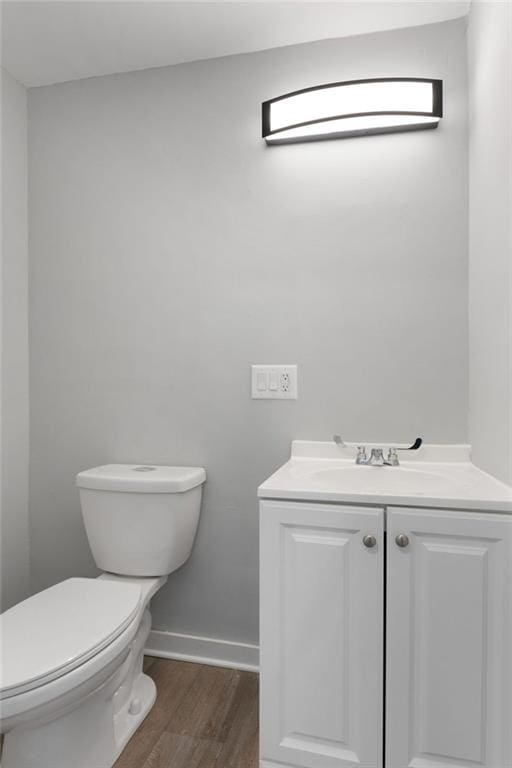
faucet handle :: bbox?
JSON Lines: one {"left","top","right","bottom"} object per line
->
{"left": 397, "top": 437, "right": 423, "bottom": 451}
{"left": 386, "top": 437, "right": 422, "bottom": 465}
{"left": 356, "top": 446, "right": 368, "bottom": 464}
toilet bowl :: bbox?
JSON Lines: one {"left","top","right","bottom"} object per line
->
{"left": 0, "top": 463, "right": 205, "bottom": 768}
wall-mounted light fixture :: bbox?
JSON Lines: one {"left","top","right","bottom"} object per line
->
{"left": 262, "top": 77, "right": 442, "bottom": 144}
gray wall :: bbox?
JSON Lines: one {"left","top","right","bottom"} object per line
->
{"left": 467, "top": 2, "right": 512, "bottom": 485}
{"left": 28, "top": 19, "right": 468, "bottom": 644}
{"left": 1, "top": 67, "right": 30, "bottom": 611}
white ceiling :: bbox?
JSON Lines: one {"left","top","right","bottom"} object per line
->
{"left": 1, "top": 0, "right": 471, "bottom": 89}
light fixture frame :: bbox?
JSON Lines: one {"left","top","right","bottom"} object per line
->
{"left": 262, "top": 77, "right": 443, "bottom": 144}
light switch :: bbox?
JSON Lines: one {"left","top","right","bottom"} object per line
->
{"left": 251, "top": 365, "right": 298, "bottom": 399}
{"left": 257, "top": 372, "right": 267, "bottom": 391}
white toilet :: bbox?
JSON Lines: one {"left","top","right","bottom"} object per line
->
{"left": 0, "top": 463, "right": 205, "bottom": 768}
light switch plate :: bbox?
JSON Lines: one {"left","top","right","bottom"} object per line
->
{"left": 251, "top": 365, "right": 298, "bottom": 399}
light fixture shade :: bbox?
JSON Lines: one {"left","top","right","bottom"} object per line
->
{"left": 262, "top": 78, "right": 443, "bottom": 144}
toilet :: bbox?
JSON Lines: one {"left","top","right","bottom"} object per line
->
{"left": 0, "top": 463, "right": 205, "bottom": 768}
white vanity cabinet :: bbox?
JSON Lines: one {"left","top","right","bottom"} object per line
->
{"left": 386, "top": 507, "right": 512, "bottom": 768}
{"left": 259, "top": 500, "right": 512, "bottom": 768}
{"left": 259, "top": 501, "right": 385, "bottom": 768}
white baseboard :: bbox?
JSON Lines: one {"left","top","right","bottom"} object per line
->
{"left": 145, "top": 629, "right": 259, "bottom": 673}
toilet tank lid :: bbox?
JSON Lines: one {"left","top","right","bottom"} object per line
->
{"left": 76, "top": 464, "right": 206, "bottom": 493}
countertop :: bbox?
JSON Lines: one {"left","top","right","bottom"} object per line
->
{"left": 258, "top": 441, "right": 512, "bottom": 513}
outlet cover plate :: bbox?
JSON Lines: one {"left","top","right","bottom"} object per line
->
{"left": 251, "top": 365, "right": 298, "bottom": 399}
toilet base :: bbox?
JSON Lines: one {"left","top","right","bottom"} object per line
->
{"left": 1, "top": 610, "right": 155, "bottom": 768}
{"left": 113, "top": 669, "right": 156, "bottom": 757}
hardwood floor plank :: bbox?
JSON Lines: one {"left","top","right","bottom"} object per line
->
{"left": 114, "top": 659, "right": 201, "bottom": 766}
{"left": 142, "top": 732, "right": 222, "bottom": 768}
{"left": 114, "top": 660, "right": 259, "bottom": 768}
{"left": 163, "top": 665, "right": 240, "bottom": 741}
{"left": 142, "top": 658, "right": 202, "bottom": 732}
{"left": 115, "top": 728, "right": 163, "bottom": 768}
{"left": 214, "top": 672, "right": 259, "bottom": 768}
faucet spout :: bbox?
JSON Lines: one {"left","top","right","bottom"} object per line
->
{"left": 368, "top": 448, "right": 385, "bottom": 466}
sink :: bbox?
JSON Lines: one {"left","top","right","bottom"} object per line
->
{"left": 295, "top": 464, "right": 460, "bottom": 494}
{"left": 259, "top": 441, "right": 512, "bottom": 511}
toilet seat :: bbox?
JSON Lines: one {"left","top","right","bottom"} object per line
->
{"left": 0, "top": 578, "right": 142, "bottom": 700}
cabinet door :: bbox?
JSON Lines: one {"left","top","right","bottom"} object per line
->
{"left": 386, "top": 508, "right": 512, "bottom": 768}
{"left": 260, "top": 501, "right": 384, "bottom": 768}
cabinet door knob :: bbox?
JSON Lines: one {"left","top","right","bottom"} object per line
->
{"left": 363, "top": 534, "right": 377, "bottom": 548}
{"left": 395, "top": 533, "right": 409, "bottom": 548}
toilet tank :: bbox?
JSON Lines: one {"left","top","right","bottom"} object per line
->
{"left": 76, "top": 464, "right": 206, "bottom": 577}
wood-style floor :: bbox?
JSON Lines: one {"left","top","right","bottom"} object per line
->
{"left": 114, "top": 657, "right": 259, "bottom": 768}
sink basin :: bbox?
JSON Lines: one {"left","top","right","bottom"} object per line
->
{"left": 258, "top": 441, "right": 512, "bottom": 511}
{"left": 296, "top": 464, "right": 459, "bottom": 494}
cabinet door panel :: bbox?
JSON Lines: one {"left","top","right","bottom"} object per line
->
{"left": 260, "top": 501, "right": 384, "bottom": 768}
{"left": 386, "top": 508, "right": 512, "bottom": 768}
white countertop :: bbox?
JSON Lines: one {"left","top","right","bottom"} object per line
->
{"left": 258, "top": 441, "right": 512, "bottom": 513}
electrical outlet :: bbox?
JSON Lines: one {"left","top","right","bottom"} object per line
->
{"left": 251, "top": 365, "right": 297, "bottom": 399}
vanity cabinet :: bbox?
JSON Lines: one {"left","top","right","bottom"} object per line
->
{"left": 259, "top": 501, "right": 512, "bottom": 768}
{"left": 386, "top": 507, "right": 512, "bottom": 768}
{"left": 259, "top": 501, "right": 385, "bottom": 768}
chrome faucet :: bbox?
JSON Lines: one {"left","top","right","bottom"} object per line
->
{"left": 355, "top": 445, "right": 368, "bottom": 464}
{"left": 368, "top": 448, "right": 385, "bottom": 466}
{"left": 334, "top": 436, "right": 423, "bottom": 466}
